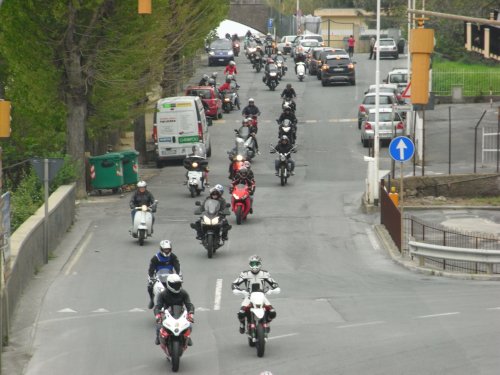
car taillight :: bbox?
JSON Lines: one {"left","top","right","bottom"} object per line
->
{"left": 364, "top": 122, "right": 373, "bottom": 130}
{"left": 198, "top": 121, "right": 203, "bottom": 141}
{"left": 321, "top": 64, "right": 328, "bottom": 70}
{"left": 152, "top": 125, "right": 158, "bottom": 142}
{"left": 359, "top": 105, "right": 366, "bottom": 114}
{"left": 348, "top": 63, "right": 354, "bottom": 69}
{"left": 396, "top": 122, "right": 404, "bottom": 130}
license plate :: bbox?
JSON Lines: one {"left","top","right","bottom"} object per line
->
{"left": 333, "top": 68, "right": 344, "bottom": 71}
{"left": 158, "top": 137, "right": 172, "bottom": 142}
{"left": 165, "top": 149, "right": 177, "bottom": 155}
{"left": 218, "top": 58, "right": 225, "bottom": 61}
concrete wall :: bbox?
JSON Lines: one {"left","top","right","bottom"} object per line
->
{"left": 402, "top": 173, "right": 500, "bottom": 198}
{"left": 2, "top": 184, "right": 76, "bottom": 346}
{"left": 229, "top": 0, "right": 269, "bottom": 33}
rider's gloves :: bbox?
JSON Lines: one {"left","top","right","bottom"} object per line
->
{"left": 187, "top": 313, "right": 194, "bottom": 323}
{"left": 156, "top": 314, "right": 162, "bottom": 323}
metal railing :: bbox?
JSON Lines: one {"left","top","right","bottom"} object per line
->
{"left": 432, "top": 70, "right": 500, "bottom": 96}
{"left": 409, "top": 241, "right": 500, "bottom": 274}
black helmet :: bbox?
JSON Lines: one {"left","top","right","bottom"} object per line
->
{"left": 239, "top": 167, "right": 248, "bottom": 177}
{"left": 286, "top": 83, "right": 292, "bottom": 89}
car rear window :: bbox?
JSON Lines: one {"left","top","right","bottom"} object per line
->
{"left": 302, "top": 41, "right": 319, "bottom": 47}
{"left": 363, "top": 95, "right": 394, "bottom": 105}
{"left": 187, "top": 89, "right": 211, "bottom": 99}
{"left": 389, "top": 74, "right": 408, "bottom": 83}
{"left": 210, "top": 39, "right": 231, "bottom": 49}
{"left": 326, "top": 58, "right": 350, "bottom": 66}
{"left": 380, "top": 39, "right": 395, "bottom": 46}
{"left": 368, "top": 112, "right": 401, "bottom": 122}
{"left": 306, "top": 36, "right": 323, "bottom": 42}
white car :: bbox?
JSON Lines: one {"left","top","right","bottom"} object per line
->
{"left": 373, "top": 38, "right": 399, "bottom": 59}
{"left": 277, "top": 35, "right": 296, "bottom": 54}
{"left": 293, "top": 39, "right": 320, "bottom": 58}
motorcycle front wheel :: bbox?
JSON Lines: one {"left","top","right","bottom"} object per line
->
{"left": 255, "top": 324, "right": 266, "bottom": 357}
{"left": 236, "top": 206, "right": 243, "bottom": 225}
{"left": 206, "top": 233, "right": 214, "bottom": 259}
{"left": 189, "top": 185, "right": 196, "bottom": 198}
{"left": 256, "top": 65, "right": 261, "bottom": 73}
{"left": 170, "top": 340, "right": 181, "bottom": 372}
{"left": 138, "top": 229, "right": 146, "bottom": 246}
{"left": 280, "top": 166, "right": 287, "bottom": 186}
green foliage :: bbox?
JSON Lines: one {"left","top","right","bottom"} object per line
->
{"left": 9, "top": 170, "right": 43, "bottom": 232}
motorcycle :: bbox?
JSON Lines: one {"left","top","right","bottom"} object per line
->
{"left": 276, "top": 119, "right": 296, "bottom": 145}
{"left": 231, "top": 183, "right": 252, "bottom": 225}
{"left": 253, "top": 54, "right": 263, "bottom": 73}
{"left": 151, "top": 269, "right": 182, "bottom": 311}
{"left": 282, "top": 97, "right": 296, "bottom": 113}
{"left": 264, "top": 68, "right": 279, "bottom": 91}
{"left": 157, "top": 305, "right": 192, "bottom": 372}
{"left": 270, "top": 145, "right": 297, "bottom": 186}
{"left": 130, "top": 201, "right": 158, "bottom": 245}
{"left": 220, "top": 90, "right": 234, "bottom": 113}
{"left": 233, "top": 287, "right": 280, "bottom": 358}
{"left": 234, "top": 127, "right": 257, "bottom": 160}
{"left": 265, "top": 40, "right": 273, "bottom": 56}
{"left": 296, "top": 61, "right": 306, "bottom": 82}
{"left": 227, "top": 138, "right": 249, "bottom": 179}
{"left": 192, "top": 199, "right": 230, "bottom": 258}
{"left": 232, "top": 41, "right": 240, "bottom": 57}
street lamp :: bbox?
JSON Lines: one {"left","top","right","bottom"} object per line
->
{"left": 372, "top": 0, "right": 381, "bottom": 204}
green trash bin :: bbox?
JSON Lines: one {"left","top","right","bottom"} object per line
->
{"left": 88, "top": 152, "right": 124, "bottom": 193}
{"left": 120, "top": 150, "right": 140, "bottom": 185}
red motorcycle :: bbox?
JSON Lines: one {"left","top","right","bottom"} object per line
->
{"left": 231, "top": 183, "right": 252, "bottom": 225}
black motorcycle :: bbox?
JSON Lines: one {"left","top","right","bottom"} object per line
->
{"left": 264, "top": 67, "right": 279, "bottom": 91}
{"left": 276, "top": 119, "right": 296, "bottom": 145}
{"left": 192, "top": 199, "right": 230, "bottom": 258}
{"left": 270, "top": 144, "right": 297, "bottom": 186}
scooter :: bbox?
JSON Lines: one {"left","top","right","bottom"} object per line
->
{"left": 234, "top": 127, "right": 257, "bottom": 160}
{"left": 130, "top": 200, "right": 158, "bottom": 246}
{"left": 231, "top": 183, "right": 252, "bottom": 225}
{"left": 296, "top": 61, "right": 306, "bottom": 81}
{"left": 158, "top": 305, "right": 192, "bottom": 372}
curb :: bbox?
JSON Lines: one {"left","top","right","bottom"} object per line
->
{"left": 373, "top": 224, "right": 500, "bottom": 281}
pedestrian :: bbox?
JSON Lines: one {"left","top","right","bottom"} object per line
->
{"left": 348, "top": 35, "right": 355, "bottom": 58}
{"left": 369, "top": 36, "right": 376, "bottom": 60}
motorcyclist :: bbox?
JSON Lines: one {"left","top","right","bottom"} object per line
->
{"left": 198, "top": 74, "right": 209, "bottom": 86}
{"left": 242, "top": 161, "right": 254, "bottom": 181}
{"left": 231, "top": 167, "right": 256, "bottom": 214}
{"left": 192, "top": 185, "right": 231, "bottom": 241}
{"left": 245, "top": 30, "right": 252, "bottom": 38}
{"left": 210, "top": 72, "right": 218, "bottom": 86}
{"left": 232, "top": 33, "right": 240, "bottom": 42}
{"left": 207, "top": 78, "right": 216, "bottom": 87}
{"left": 225, "top": 33, "right": 231, "bottom": 40}
{"left": 183, "top": 144, "right": 209, "bottom": 189}
{"left": 219, "top": 78, "right": 240, "bottom": 110}
{"left": 218, "top": 77, "right": 232, "bottom": 93}
{"left": 271, "top": 135, "right": 296, "bottom": 176}
{"left": 224, "top": 60, "right": 238, "bottom": 76}
{"left": 263, "top": 58, "right": 278, "bottom": 83}
{"left": 154, "top": 274, "right": 194, "bottom": 346}
{"left": 281, "top": 83, "right": 297, "bottom": 112}
{"left": 242, "top": 98, "right": 261, "bottom": 117}
{"left": 278, "top": 105, "right": 297, "bottom": 126}
{"left": 198, "top": 93, "right": 210, "bottom": 113}
{"left": 294, "top": 51, "right": 307, "bottom": 73}
{"left": 232, "top": 255, "right": 280, "bottom": 334}
{"left": 147, "top": 240, "right": 181, "bottom": 309}
{"left": 239, "top": 117, "right": 259, "bottom": 153}
{"left": 129, "top": 180, "right": 156, "bottom": 228}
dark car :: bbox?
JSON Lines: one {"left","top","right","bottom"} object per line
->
{"left": 207, "top": 39, "right": 234, "bottom": 66}
{"left": 320, "top": 53, "right": 356, "bottom": 86}
{"left": 185, "top": 86, "right": 222, "bottom": 119}
{"left": 316, "top": 48, "right": 348, "bottom": 79}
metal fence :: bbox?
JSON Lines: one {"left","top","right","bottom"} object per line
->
{"left": 433, "top": 70, "right": 500, "bottom": 96}
{"left": 405, "top": 214, "right": 500, "bottom": 274}
{"left": 380, "top": 180, "right": 401, "bottom": 251}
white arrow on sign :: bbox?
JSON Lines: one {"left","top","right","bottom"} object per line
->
{"left": 396, "top": 138, "right": 407, "bottom": 160}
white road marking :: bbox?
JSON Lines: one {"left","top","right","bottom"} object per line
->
{"left": 92, "top": 308, "right": 109, "bottom": 313}
{"left": 417, "top": 312, "right": 460, "bottom": 319}
{"left": 267, "top": 333, "right": 299, "bottom": 341}
{"left": 64, "top": 231, "right": 93, "bottom": 276}
{"left": 57, "top": 308, "right": 77, "bottom": 313}
{"left": 366, "top": 228, "right": 381, "bottom": 250}
{"left": 196, "top": 307, "right": 210, "bottom": 312}
{"left": 487, "top": 307, "right": 500, "bottom": 310}
{"left": 129, "top": 308, "right": 145, "bottom": 312}
{"left": 214, "top": 279, "right": 223, "bottom": 311}
{"left": 305, "top": 119, "right": 317, "bottom": 123}
{"left": 337, "top": 118, "right": 357, "bottom": 122}
{"left": 337, "top": 321, "right": 385, "bottom": 329}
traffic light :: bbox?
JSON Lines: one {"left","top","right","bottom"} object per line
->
{"left": 138, "top": 0, "right": 151, "bottom": 14}
{"left": 0, "top": 100, "right": 11, "bottom": 138}
{"left": 410, "top": 26, "right": 434, "bottom": 105}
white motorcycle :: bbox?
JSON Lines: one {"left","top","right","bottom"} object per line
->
{"left": 233, "top": 288, "right": 280, "bottom": 358}
{"left": 130, "top": 200, "right": 158, "bottom": 246}
{"left": 151, "top": 269, "right": 183, "bottom": 311}
{"left": 158, "top": 305, "right": 192, "bottom": 372}
{"left": 296, "top": 61, "right": 306, "bottom": 82}
{"left": 187, "top": 170, "right": 204, "bottom": 198}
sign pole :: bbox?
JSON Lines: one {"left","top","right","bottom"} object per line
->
{"left": 43, "top": 158, "right": 49, "bottom": 264}
{"left": 400, "top": 161, "right": 404, "bottom": 253}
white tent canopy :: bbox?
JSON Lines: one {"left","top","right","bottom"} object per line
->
{"left": 216, "top": 19, "right": 264, "bottom": 38}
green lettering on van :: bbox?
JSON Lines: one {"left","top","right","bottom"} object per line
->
{"left": 162, "top": 103, "right": 175, "bottom": 109}
{"left": 178, "top": 135, "right": 199, "bottom": 144}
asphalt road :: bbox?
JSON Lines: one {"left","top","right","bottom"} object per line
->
{"left": 5, "top": 51, "right": 500, "bottom": 375}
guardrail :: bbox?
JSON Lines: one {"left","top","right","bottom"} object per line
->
{"left": 408, "top": 240, "right": 500, "bottom": 274}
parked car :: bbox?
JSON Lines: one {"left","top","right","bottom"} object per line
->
{"left": 357, "top": 92, "right": 398, "bottom": 128}
{"left": 319, "top": 53, "right": 356, "bottom": 86}
{"left": 316, "top": 48, "right": 348, "bottom": 79}
{"left": 291, "top": 34, "right": 324, "bottom": 57}
{"left": 293, "top": 39, "right": 320, "bottom": 58}
{"left": 373, "top": 38, "right": 399, "bottom": 59}
{"left": 364, "top": 83, "right": 404, "bottom": 104}
{"left": 277, "top": 35, "right": 297, "bottom": 54}
{"left": 207, "top": 38, "right": 234, "bottom": 66}
{"left": 360, "top": 108, "right": 405, "bottom": 147}
{"left": 384, "top": 68, "right": 409, "bottom": 93}
{"left": 185, "top": 86, "right": 222, "bottom": 119}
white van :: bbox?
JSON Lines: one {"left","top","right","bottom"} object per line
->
{"left": 153, "top": 96, "right": 211, "bottom": 167}
{"left": 384, "top": 68, "right": 409, "bottom": 93}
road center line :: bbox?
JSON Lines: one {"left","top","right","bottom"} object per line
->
{"left": 487, "top": 307, "right": 500, "bottom": 310}
{"left": 267, "top": 333, "right": 299, "bottom": 340}
{"left": 366, "top": 228, "right": 380, "bottom": 250}
{"left": 214, "top": 279, "right": 223, "bottom": 311}
{"left": 64, "top": 231, "right": 93, "bottom": 276}
{"left": 337, "top": 321, "right": 385, "bottom": 329}
{"left": 416, "top": 312, "right": 460, "bottom": 319}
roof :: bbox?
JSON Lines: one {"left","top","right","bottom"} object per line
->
{"left": 314, "top": 8, "right": 375, "bottom": 17}
{"left": 368, "top": 108, "right": 397, "bottom": 113}
{"left": 368, "top": 84, "right": 398, "bottom": 90}
{"left": 365, "top": 92, "right": 394, "bottom": 97}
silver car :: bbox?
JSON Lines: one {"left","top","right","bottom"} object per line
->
{"left": 373, "top": 38, "right": 399, "bottom": 59}
{"left": 360, "top": 108, "right": 405, "bottom": 147}
{"left": 357, "top": 92, "right": 398, "bottom": 128}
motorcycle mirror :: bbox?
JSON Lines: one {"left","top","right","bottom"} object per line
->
{"left": 226, "top": 203, "right": 231, "bottom": 208}
{"left": 195, "top": 201, "right": 201, "bottom": 206}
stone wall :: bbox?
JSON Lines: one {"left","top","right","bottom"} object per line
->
{"left": 229, "top": 0, "right": 269, "bottom": 33}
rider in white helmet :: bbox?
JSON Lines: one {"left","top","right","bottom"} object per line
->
{"left": 129, "top": 180, "right": 156, "bottom": 230}
{"left": 232, "top": 255, "right": 280, "bottom": 334}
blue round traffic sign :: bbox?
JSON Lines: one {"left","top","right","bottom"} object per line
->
{"left": 389, "top": 136, "right": 415, "bottom": 162}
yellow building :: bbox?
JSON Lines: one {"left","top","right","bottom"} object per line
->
{"left": 314, "top": 8, "right": 374, "bottom": 51}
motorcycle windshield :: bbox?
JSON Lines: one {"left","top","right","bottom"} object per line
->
{"left": 204, "top": 199, "right": 221, "bottom": 216}
{"left": 235, "top": 141, "right": 247, "bottom": 156}
{"left": 156, "top": 269, "right": 172, "bottom": 283}
{"left": 238, "top": 126, "right": 250, "bottom": 139}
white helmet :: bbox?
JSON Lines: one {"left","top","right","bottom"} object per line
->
{"left": 137, "top": 180, "right": 147, "bottom": 188}
{"left": 159, "top": 240, "right": 172, "bottom": 254}
{"left": 230, "top": 60, "right": 236, "bottom": 66}
{"left": 249, "top": 254, "right": 262, "bottom": 274}
{"left": 243, "top": 161, "right": 251, "bottom": 169}
{"left": 166, "top": 274, "right": 182, "bottom": 294}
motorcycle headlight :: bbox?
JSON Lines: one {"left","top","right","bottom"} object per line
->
{"left": 209, "top": 51, "right": 215, "bottom": 56}
{"left": 211, "top": 217, "right": 219, "bottom": 225}
{"left": 192, "top": 162, "right": 198, "bottom": 168}
{"left": 236, "top": 155, "right": 243, "bottom": 161}
{"left": 233, "top": 193, "right": 239, "bottom": 199}
{"left": 270, "top": 72, "right": 277, "bottom": 76}
{"left": 228, "top": 51, "right": 234, "bottom": 56}
{"left": 141, "top": 205, "right": 148, "bottom": 212}
{"left": 280, "top": 155, "right": 286, "bottom": 161}
{"left": 235, "top": 43, "right": 239, "bottom": 47}
{"left": 202, "top": 215, "right": 211, "bottom": 225}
